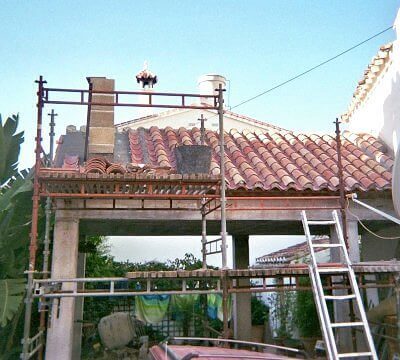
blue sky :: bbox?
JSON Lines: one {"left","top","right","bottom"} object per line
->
{"left": 0, "top": 0, "right": 399, "bottom": 169}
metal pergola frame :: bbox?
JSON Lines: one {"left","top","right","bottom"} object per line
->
{"left": 20, "top": 76, "right": 399, "bottom": 359}
{"left": 22, "top": 76, "right": 231, "bottom": 359}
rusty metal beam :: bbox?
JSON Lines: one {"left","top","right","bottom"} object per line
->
{"left": 42, "top": 87, "right": 219, "bottom": 110}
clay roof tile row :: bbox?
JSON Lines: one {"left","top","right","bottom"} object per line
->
{"left": 57, "top": 127, "right": 393, "bottom": 193}
{"left": 125, "top": 127, "right": 393, "bottom": 192}
{"left": 342, "top": 43, "right": 393, "bottom": 121}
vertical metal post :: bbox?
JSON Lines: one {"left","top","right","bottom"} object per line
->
{"left": 334, "top": 118, "right": 348, "bottom": 247}
{"left": 22, "top": 76, "right": 46, "bottom": 360}
{"left": 84, "top": 80, "right": 93, "bottom": 162}
{"left": 48, "top": 109, "right": 57, "bottom": 167}
{"left": 396, "top": 274, "right": 400, "bottom": 343}
{"left": 348, "top": 300, "right": 358, "bottom": 351}
{"left": 37, "top": 110, "right": 57, "bottom": 359}
{"left": 199, "top": 114, "right": 206, "bottom": 145}
{"left": 201, "top": 199, "right": 207, "bottom": 269}
{"left": 42, "top": 110, "right": 57, "bottom": 274}
{"left": 217, "top": 84, "right": 228, "bottom": 269}
{"left": 222, "top": 271, "right": 230, "bottom": 339}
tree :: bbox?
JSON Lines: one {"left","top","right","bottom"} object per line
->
{"left": 0, "top": 114, "right": 37, "bottom": 358}
{"left": 251, "top": 295, "right": 269, "bottom": 326}
{"left": 294, "top": 278, "right": 321, "bottom": 338}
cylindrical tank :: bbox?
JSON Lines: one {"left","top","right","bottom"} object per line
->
{"left": 198, "top": 74, "right": 226, "bottom": 105}
{"left": 98, "top": 312, "right": 135, "bottom": 350}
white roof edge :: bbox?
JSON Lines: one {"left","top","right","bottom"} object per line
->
{"left": 115, "top": 107, "right": 287, "bottom": 132}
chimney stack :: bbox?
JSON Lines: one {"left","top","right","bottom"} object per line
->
{"left": 197, "top": 74, "right": 226, "bottom": 105}
{"left": 86, "top": 77, "right": 115, "bottom": 158}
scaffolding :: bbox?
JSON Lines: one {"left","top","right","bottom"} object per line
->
{"left": 20, "top": 76, "right": 400, "bottom": 359}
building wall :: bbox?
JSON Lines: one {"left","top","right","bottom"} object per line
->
{"left": 346, "top": 12, "right": 400, "bottom": 154}
{"left": 346, "top": 46, "right": 400, "bottom": 154}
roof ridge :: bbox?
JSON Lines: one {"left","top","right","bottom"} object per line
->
{"left": 223, "top": 109, "right": 289, "bottom": 132}
{"left": 256, "top": 236, "right": 330, "bottom": 262}
{"left": 342, "top": 42, "right": 394, "bottom": 121}
{"left": 116, "top": 106, "right": 287, "bottom": 132}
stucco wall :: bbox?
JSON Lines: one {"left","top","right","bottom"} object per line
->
{"left": 346, "top": 14, "right": 400, "bottom": 154}
{"left": 347, "top": 44, "right": 400, "bottom": 154}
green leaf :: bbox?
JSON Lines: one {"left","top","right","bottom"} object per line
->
{"left": 0, "top": 173, "right": 32, "bottom": 212}
{"left": 0, "top": 279, "right": 25, "bottom": 327}
{"left": 0, "top": 114, "right": 24, "bottom": 186}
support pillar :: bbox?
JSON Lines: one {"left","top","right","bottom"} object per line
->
{"left": 330, "top": 219, "right": 360, "bottom": 262}
{"left": 45, "top": 215, "right": 79, "bottom": 360}
{"left": 346, "top": 220, "right": 360, "bottom": 262}
{"left": 72, "top": 252, "right": 86, "bottom": 360}
{"left": 232, "top": 235, "right": 252, "bottom": 341}
{"left": 330, "top": 220, "right": 360, "bottom": 352}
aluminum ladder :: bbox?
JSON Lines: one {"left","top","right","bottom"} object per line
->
{"left": 301, "top": 210, "right": 377, "bottom": 359}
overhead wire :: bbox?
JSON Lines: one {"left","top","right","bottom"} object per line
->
{"left": 228, "top": 25, "right": 393, "bottom": 111}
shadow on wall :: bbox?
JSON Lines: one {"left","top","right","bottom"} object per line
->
{"left": 361, "top": 223, "right": 400, "bottom": 261}
{"left": 382, "top": 72, "right": 400, "bottom": 155}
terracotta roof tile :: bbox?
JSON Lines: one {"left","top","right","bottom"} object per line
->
{"left": 256, "top": 236, "right": 329, "bottom": 264}
{"left": 359, "top": 176, "right": 374, "bottom": 189}
{"left": 123, "top": 127, "right": 393, "bottom": 192}
{"left": 375, "top": 177, "right": 390, "bottom": 188}
{"left": 381, "top": 171, "right": 392, "bottom": 181}
{"left": 62, "top": 154, "right": 79, "bottom": 170}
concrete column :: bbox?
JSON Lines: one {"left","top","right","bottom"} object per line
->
{"left": 329, "top": 219, "right": 360, "bottom": 262}
{"left": 330, "top": 223, "right": 352, "bottom": 351}
{"left": 346, "top": 220, "right": 360, "bottom": 263}
{"left": 364, "top": 275, "right": 379, "bottom": 308}
{"left": 46, "top": 215, "right": 79, "bottom": 360}
{"left": 330, "top": 220, "right": 364, "bottom": 352}
{"left": 72, "top": 252, "right": 86, "bottom": 360}
{"left": 232, "top": 235, "right": 252, "bottom": 341}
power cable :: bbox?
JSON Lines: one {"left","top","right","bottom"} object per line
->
{"left": 230, "top": 25, "right": 393, "bottom": 110}
{"left": 346, "top": 198, "right": 400, "bottom": 240}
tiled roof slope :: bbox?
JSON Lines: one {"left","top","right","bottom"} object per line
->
{"left": 256, "top": 236, "right": 329, "bottom": 264}
{"left": 127, "top": 127, "right": 393, "bottom": 192}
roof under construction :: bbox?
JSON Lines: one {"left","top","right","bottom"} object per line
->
{"left": 55, "top": 126, "right": 393, "bottom": 193}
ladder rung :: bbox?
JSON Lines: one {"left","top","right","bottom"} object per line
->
{"left": 338, "top": 352, "right": 373, "bottom": 358}
{"left": 324, "top": 294, "right": 356, "bottom": 300}
{"left": 205, "top": 250, "right": 222, "bottom": 255}
{"left": 311, "top": 243, "right": 343, "bottom": 248}
{"left": 317, "top": 267, "right": 349, "bottom": 273}
{"left": 205, "top": 238, "right": 222, "bottom": 245}
{"left": 307, "top": 220, "right": 336, "bottom": 225}
{"left": 331, "top": 321, "right": 364, "bottom": 328}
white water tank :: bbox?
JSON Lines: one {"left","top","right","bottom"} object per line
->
{"left": 197, "top": 74, "right": 226, "bottom": 105}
